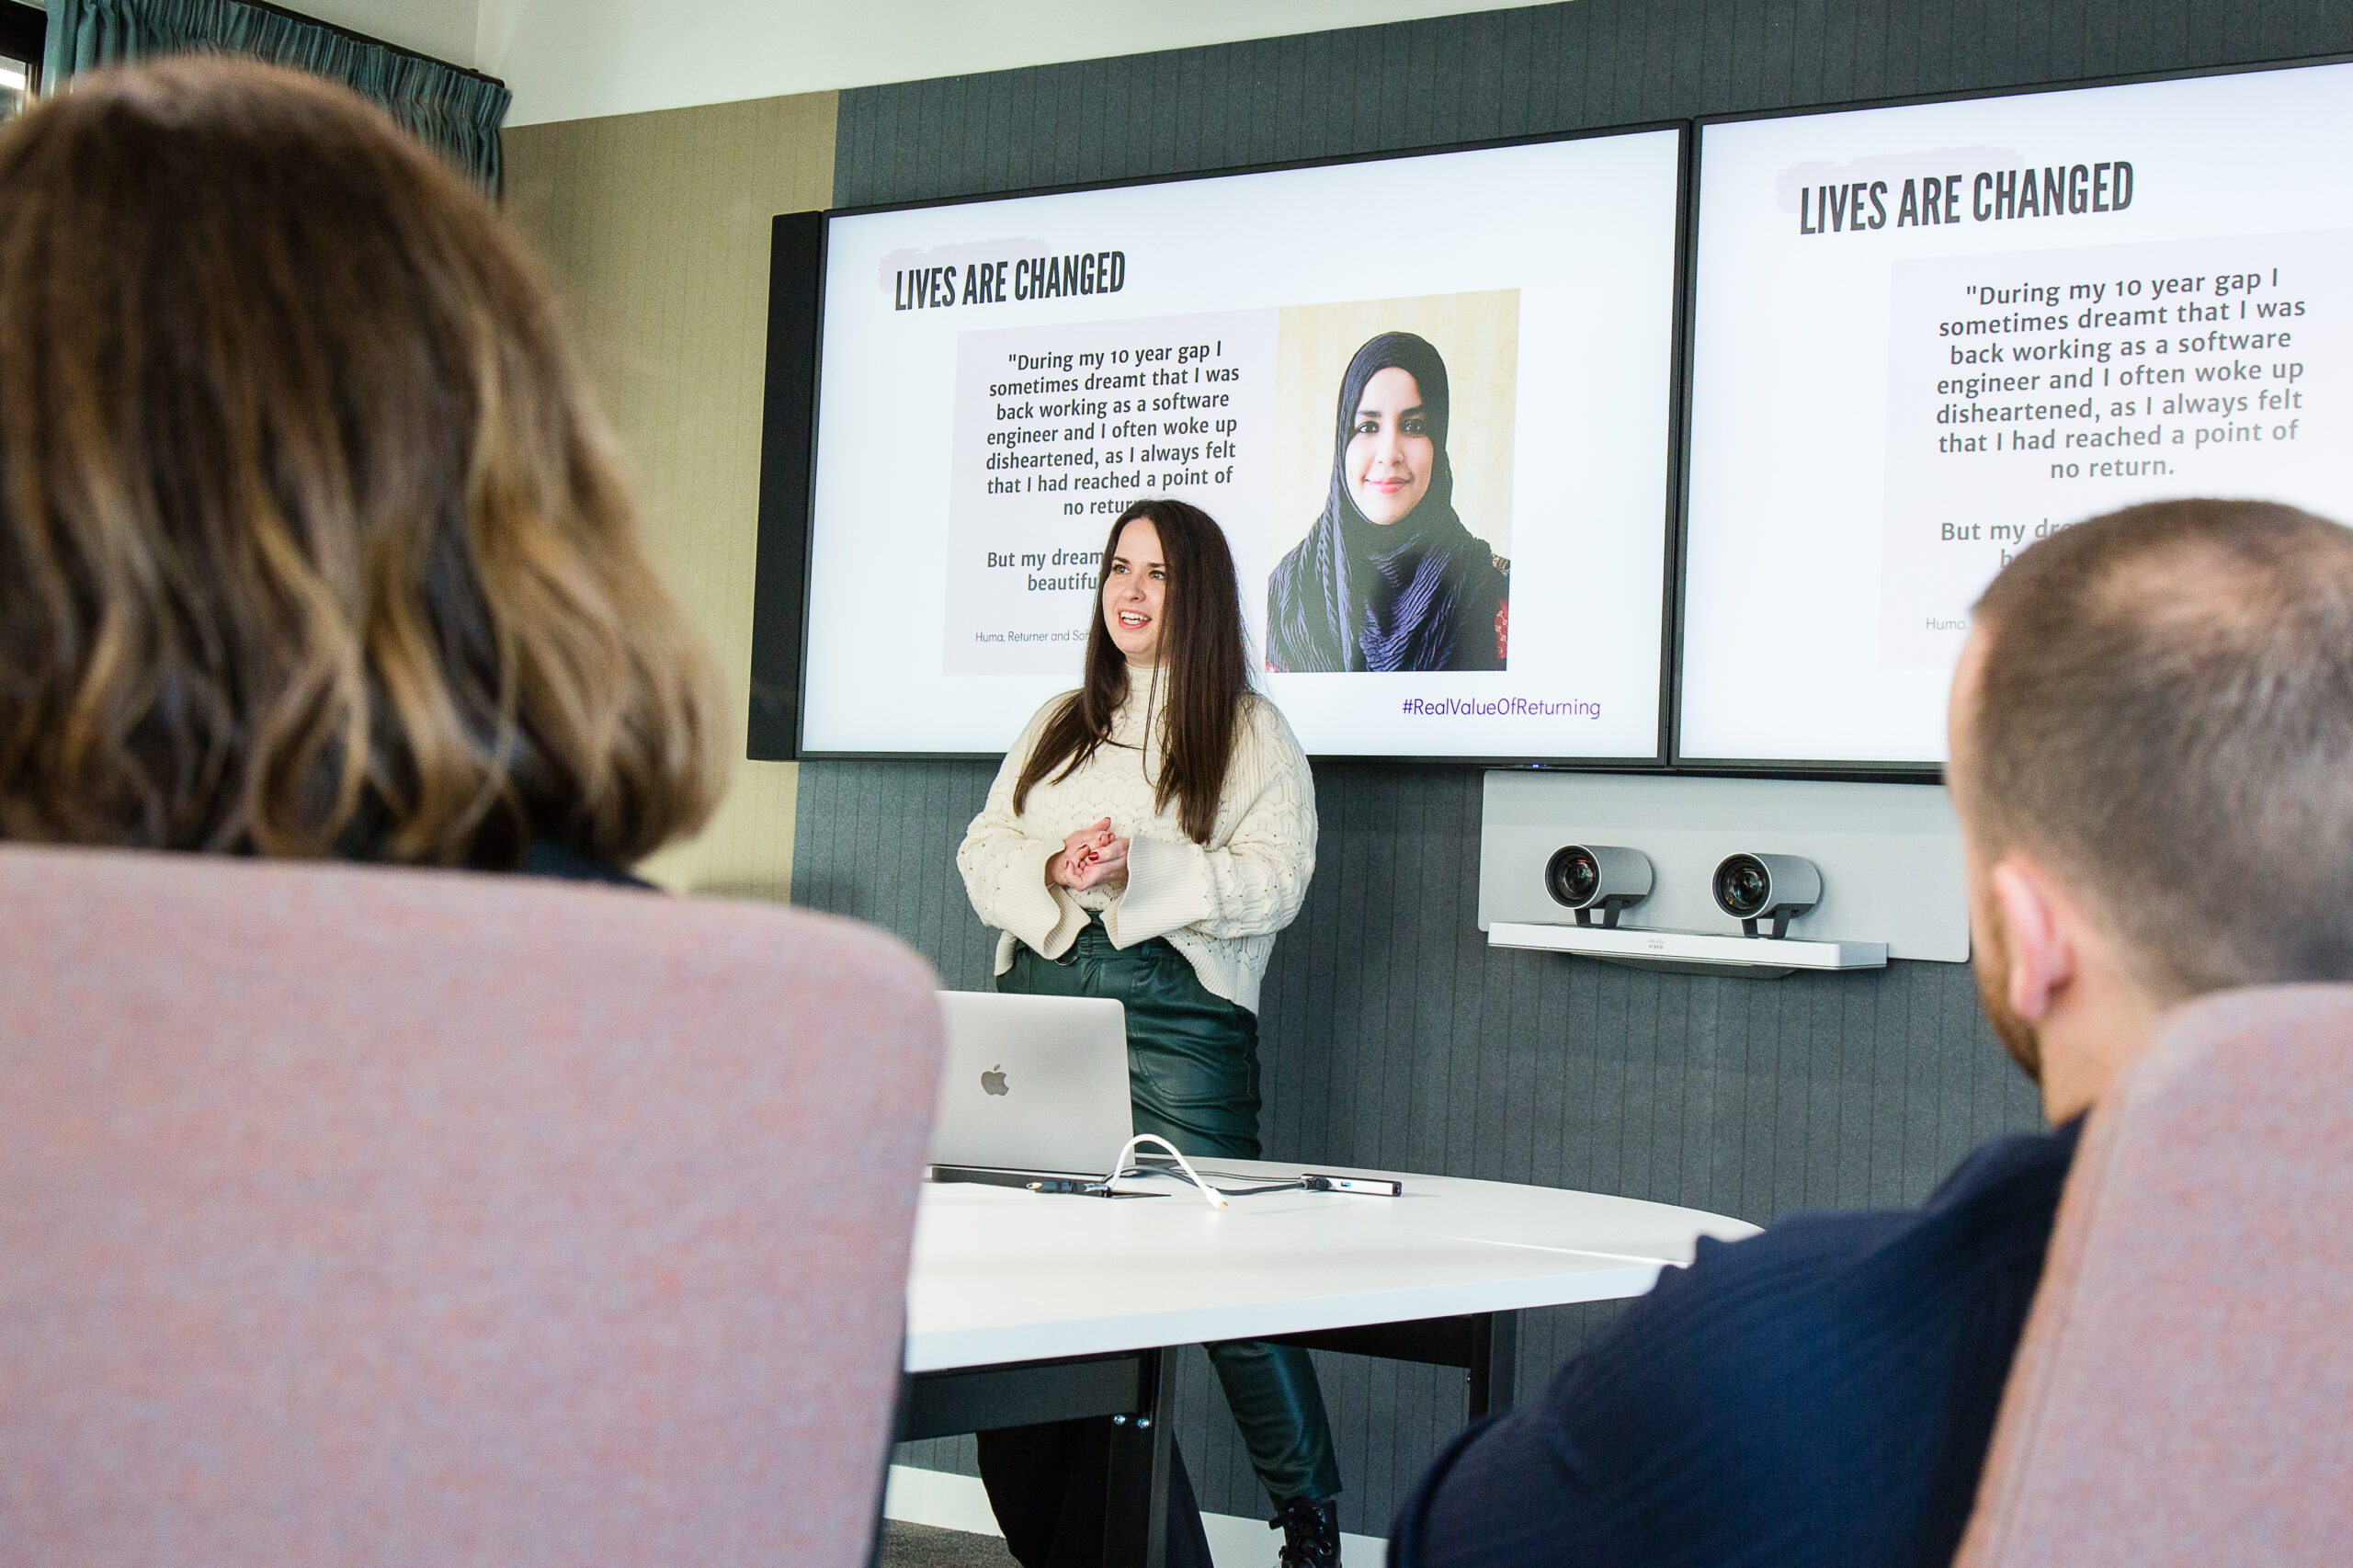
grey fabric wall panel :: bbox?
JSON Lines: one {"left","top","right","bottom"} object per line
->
{"left": 821, "top": 0, "right": 2353, "bottom": 1536}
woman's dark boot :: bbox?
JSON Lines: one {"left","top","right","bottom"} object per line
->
{"left": 1270, "top": 1495, "right": 1342, "bottom": 1568}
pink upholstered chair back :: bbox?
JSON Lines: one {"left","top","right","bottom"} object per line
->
{"left": 1955, "top": 983, "right": 2353, "bottom": 1568}
{"left": 0, "top": 846, "right": 942, "bottom": 1568}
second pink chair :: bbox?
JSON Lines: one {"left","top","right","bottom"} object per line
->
{"left": 1957, "top": 983, "right": 2353, "bottom": 1567}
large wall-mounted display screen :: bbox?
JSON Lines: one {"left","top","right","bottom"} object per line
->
{"left": 795, "top": 129, "right": 1684, "bottom": 759}
{"left": 1680, "top": 61, "right": 2353, "bottom": 767}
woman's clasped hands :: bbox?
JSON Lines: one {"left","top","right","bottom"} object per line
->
{"left": 1052, "top": 817, "right": 1129, "bottom": 891}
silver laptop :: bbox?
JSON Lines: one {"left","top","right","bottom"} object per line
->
{"left": 931, "top": 991, "right": 1135, "bottom": 1176}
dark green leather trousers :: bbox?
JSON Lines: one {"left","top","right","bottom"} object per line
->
{"left": 995, "top": 918, "right": 1342, "bottom": 1508}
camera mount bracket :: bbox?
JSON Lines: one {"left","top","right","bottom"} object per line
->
{"left": 1573, "top": 894, "right": 1643, "bottom": 930}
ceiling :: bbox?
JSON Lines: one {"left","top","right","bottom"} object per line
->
{"left": 292, "top": 0, "right": 1566, "bottom": 127}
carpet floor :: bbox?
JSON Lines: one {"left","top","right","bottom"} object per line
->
{"left": 876, "top": 1519, "right": 1023, "bottom": 1568}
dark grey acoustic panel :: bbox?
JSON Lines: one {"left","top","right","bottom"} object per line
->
{"left": 819, "top": 0, "right": 2353, "bottom": 1537}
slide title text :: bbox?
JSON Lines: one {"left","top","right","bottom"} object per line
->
{"left": 893, "top": 250, "right": 1128, "bottom": 311}
{"left": 1798, "top": 161, "right": 2135, "bottom": 235}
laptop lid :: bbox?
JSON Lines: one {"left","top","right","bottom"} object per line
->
{"left": 930, "top": 991, "right": 1134, "bottom": 1176}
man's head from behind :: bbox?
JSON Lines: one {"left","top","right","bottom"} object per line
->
{"left": 1949, "top": 498, "right": 2353, "bottom": 1121}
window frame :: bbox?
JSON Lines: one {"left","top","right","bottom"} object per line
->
{"left": 0, "top": 3, "right": 42, "bottom": 97}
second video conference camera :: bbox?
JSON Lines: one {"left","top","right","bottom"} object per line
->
{"left": 1545, "top": 845, "right": 1654, "bottom": 928}
{"left": 1712, "top": 853, "right": 1823, "bottom": 939}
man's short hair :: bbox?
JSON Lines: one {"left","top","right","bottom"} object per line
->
{"left": 1966, "top": 498, "right": 2353, "bottom": 997}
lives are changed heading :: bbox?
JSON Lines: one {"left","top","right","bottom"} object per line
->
{"left": 1796, "top": 161, "right": 2136, "bottom": 235}
{"left": 892, "top": 250, "right": 1128, "bottom": 311}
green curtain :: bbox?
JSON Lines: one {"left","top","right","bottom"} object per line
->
{"left": 42, "top": 0, "right": 510, "bottom": 191}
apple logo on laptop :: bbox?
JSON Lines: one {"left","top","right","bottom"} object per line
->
{"left": 981, "top": 1064, "right": 1008, "bottom": 1096}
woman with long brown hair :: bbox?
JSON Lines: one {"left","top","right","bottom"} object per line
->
{"left": 0, "top": 59, "right": 721, "bottom": 879}
{"left": 959, "top": 498, "right": 1340, "bottom": 1567}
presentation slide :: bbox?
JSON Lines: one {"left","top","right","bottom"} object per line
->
{"left": 1682, "top": 62, "right": 2353, "bottom": 766}
{"left": 800, "top": 130, "right": 1682, "bottom": 758}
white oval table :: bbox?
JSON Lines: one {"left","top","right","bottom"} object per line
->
{"left": 900, "top": 1160, "right": 1756, "bottom": 1564}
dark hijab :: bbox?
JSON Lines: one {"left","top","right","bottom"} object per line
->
{"left": 1267, "top": 332, "right": 1506, "bottom": 673}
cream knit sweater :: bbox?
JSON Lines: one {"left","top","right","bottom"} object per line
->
{"left": 957, "top": 673, "right": 1316, "bottom": 1014}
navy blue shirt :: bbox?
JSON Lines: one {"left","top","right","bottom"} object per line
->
{"left": 521, "top": 836, "right": 653, "bottom": 889}
{"left": 1390, "top": 1121, "right": 2081, "bottom": 1568}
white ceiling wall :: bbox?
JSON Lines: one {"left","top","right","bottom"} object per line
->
{"left": 261, "top": 0, "right": 483, "bottom": 69}
{"left": 23, "top": 0, "right": 477, "bottom": 74}
{"left": 72, "top": 1, "right": 1561, "bottom": 127}
{"left": 475, "top": 0, "right": 1560, "bottom": 127}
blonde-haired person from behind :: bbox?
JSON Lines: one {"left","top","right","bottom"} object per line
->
{"left": 958, "top": 498, "right": 1341, "bottom": 1568}
{"left": 0, "top": 58, "right": 722, "bottom": 880}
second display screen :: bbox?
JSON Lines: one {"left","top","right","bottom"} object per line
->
{"left": 1681, "top": 61, "right": 2353, "bottom": 767}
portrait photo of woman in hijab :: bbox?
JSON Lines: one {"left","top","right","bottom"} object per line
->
{"left": 1266, "top": 331, "right": 1509, "bottom": 673}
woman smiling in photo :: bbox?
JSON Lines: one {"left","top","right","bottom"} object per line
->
{"left": 1267, "top": 331, "right": 1510, "bottom": 673}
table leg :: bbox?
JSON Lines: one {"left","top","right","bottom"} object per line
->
{"left": 1467, "top": 1311, "right": 1519, "bottom": 1421}
{"left": 1099, "top": 1346, "right": 1172, "bottom": 1568}
{"left": 1264, "top": 1309, "right": 1523, "bottom": 1424}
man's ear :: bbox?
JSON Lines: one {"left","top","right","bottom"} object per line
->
{"left": 1990, "top": 858, "right": 2075, "bottom": 1022}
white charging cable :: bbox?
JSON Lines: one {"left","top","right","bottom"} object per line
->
{"left": 1101, "top": 1132, "right": 1228, "bottom": 1210}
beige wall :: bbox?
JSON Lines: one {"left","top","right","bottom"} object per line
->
{"left": 503, "top": 93, "right": 836, "bottom": 901}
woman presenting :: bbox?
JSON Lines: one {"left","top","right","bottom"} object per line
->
{"left": 1267, "top": 330, "right": 1509, "bottom": 673}
{"left": 958, "top": 497, "right": 1341, "bottom": 1568}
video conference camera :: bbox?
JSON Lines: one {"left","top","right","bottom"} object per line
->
{"left": 1712, "top": 853, "right": 1823, "bottom": 939}
{"left": 1545, "top": 845, "right": 1654, "bottom": 929}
